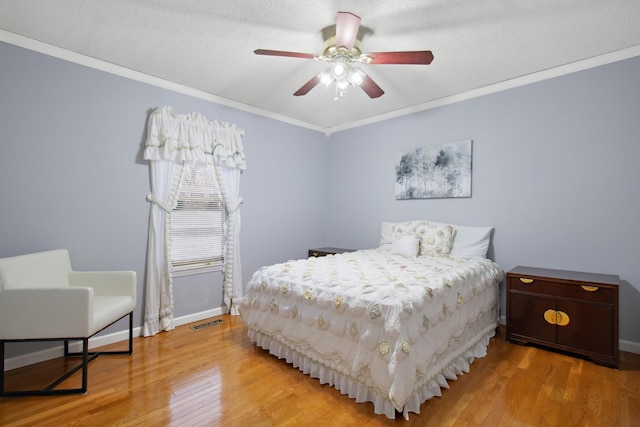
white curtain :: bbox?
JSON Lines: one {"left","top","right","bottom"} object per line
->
{"left": 214, "top": 164, "right": 242, "bottom": 315}
{"left": 143, "top": 106, "right": 246, "bottom": 337}
{"left": 143, "top": 160, "right": 183, "bottom": 336}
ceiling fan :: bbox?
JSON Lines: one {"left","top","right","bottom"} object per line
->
{"left": 254, "top": 11, "right": 434, "bottom": 100}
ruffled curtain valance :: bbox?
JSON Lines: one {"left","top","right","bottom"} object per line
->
{"left": 143, "top": 106, "right": 246, "bottom": 170}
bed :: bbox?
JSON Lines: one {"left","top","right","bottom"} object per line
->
{"left": 239, "top": 220, "right": 504, "bottom": 419}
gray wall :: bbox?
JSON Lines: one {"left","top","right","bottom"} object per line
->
{"left": 0, "top": 41, "right": 327, "bottom": 358}
{"left": 325, "top": 56, "right": 640, "bottom": 347}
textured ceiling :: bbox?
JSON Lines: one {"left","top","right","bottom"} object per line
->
{"left": 1, "top": 1, "right": 640, "bottom": 133}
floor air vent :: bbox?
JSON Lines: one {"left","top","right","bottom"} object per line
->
{"left": 190, "top": 319, "right": 225, "bottom": 331}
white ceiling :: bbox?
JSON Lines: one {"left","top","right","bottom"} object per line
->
{"left": 1, "top": 1, "right": 640, "bottom": 134}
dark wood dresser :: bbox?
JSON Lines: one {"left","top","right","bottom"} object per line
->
{"left": 308, "top": 247, "right": 355, "bottom": 257}
{"left": 506, "top": 266, "right": 619, "bottom": 368}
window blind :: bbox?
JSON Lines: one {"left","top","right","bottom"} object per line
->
{"left": 170, "top": 164, "right": 226, "bottom": 276}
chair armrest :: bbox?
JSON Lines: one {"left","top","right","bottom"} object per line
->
{"left": 0, "top": 287, "right": 93, "bottom": 339}
{"left": 68, "top": 271, "right": 136, "bottom": 303}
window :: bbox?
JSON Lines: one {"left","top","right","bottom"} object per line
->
{"left": 170, "top": 163, "right": 226, "bottom": 276}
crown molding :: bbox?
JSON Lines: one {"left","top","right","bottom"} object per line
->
{"left": 2, "top": 30, "right": 639, "bottom": 136}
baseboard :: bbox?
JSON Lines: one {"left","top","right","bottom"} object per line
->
{"left": 498, "top": 315, "right": 638, "bottom": 355}
{"left": 3, "top": 307, "right": 228, "bottom": 371}
{"left": 620, "top": 339, "right": 640, "bottom": 355}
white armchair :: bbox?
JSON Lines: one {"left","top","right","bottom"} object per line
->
{"left": 0, "top": 249, "right": 136, "bottom": 396}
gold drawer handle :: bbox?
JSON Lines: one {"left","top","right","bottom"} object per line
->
{"left": 581, "top": 285, "right": 599, "bottom": 292}
{"left": 519, "top": 278, "right": 534, "bottom": 284}
{"left": 556, "top": 310, "right": 570, "bottom": 326}
{"left": 544, "top": 309, "right": 557, "bottom": 324}
{"left": 543, "top": 309, "right": 570, "bottom": 326}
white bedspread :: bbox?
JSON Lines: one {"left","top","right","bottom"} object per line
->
{"left": 240, "top": 249, "right": 504, "bottom": 418}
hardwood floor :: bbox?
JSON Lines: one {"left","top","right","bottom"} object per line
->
{"left": 1, "top": 314, "right": 639, "bottom": 426}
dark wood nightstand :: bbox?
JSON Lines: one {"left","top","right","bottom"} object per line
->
{"left": 506, "top": 266, "right": 619, "bottom": 368}
{"left": 308, "top": 247, "right": 355, "bottom": 258}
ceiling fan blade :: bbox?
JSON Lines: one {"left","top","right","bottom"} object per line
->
{"left": 335, "top": 12, "right": 361, "bottom": 50}
{"left": 360, "top": 73, "right": 384, "bottom": 98}
{"left": 254, "top": 49, "right": 316, "bottom": 59}
{"left": 366, "top": 51, "right": 434, "bottom": 65}
{"left": 293, "top": 75, "right": 321, "bottom": 96}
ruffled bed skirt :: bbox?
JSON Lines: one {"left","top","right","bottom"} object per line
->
{"left": 247, "top": 309, "right": 497, "bottom": 420}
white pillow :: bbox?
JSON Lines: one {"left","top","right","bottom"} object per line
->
{"left": 389, "top": 235, "right": 420, "bottom": 258}
{"left": 380, "top": 221, "right": 396, "bottom": 246}
{"left": 449, "top": 225, "right": 493, "bottom": 258}
{"left": 380, "top": 220, "right": 493, "bottom": 258}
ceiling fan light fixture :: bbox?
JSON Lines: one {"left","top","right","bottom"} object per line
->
{"left": 348, "top": 67, "right": 365, "bottom": 86}
{"left": 319, "top": 63, "right": 363, "bottom": 99}
{"left": 334, "top": 85, "right": 348, "bottom": 100}
{"left": 331, "top": 59, "right": 348, "bottom": 79}
{"left": 335, "top": 78, "right": 350, "bottom": 91}
{"left": 319, "top": 71, "right": 333, "bottom": 86}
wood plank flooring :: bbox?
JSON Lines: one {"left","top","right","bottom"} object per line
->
{"left": 1, "top": 314, "right": 639, "bottom": 426}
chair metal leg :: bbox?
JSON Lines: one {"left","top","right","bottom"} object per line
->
{"left": 128, "top": 312, "right": 133, "bottom": 354}
{"left": 1, "top": 341, "right": 5, "bottom": 395}
{"left": 82, "top": 337, "right": 88, "bottom": 393}
{"left": 66, "top": 312, "right": 134, "bottom": 357}
{"left": 42, "top": 338, "right": 94, "bottom": 394}
{"left": 0, "top": 312, "right": 134, "bottom": 397}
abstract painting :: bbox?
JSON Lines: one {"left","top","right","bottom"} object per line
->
{"left": 395, "top": 140, "right": 472, "bottom": 199}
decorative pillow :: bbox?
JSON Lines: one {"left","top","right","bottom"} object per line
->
{"left": 413, "top": 222, "right": 454, "bottom": 257}
{"left": 389, "top": 235, "right": 420, "bottom": 258}
{"left": 390, "top": 221, "right": 453, "bottom": 257}
{"left": 391, "top": 221, "right": 423, "bottom": 242}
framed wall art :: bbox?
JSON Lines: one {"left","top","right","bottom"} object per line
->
{"left": 395, "top": 140, "right": 472, "bottom": 200}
